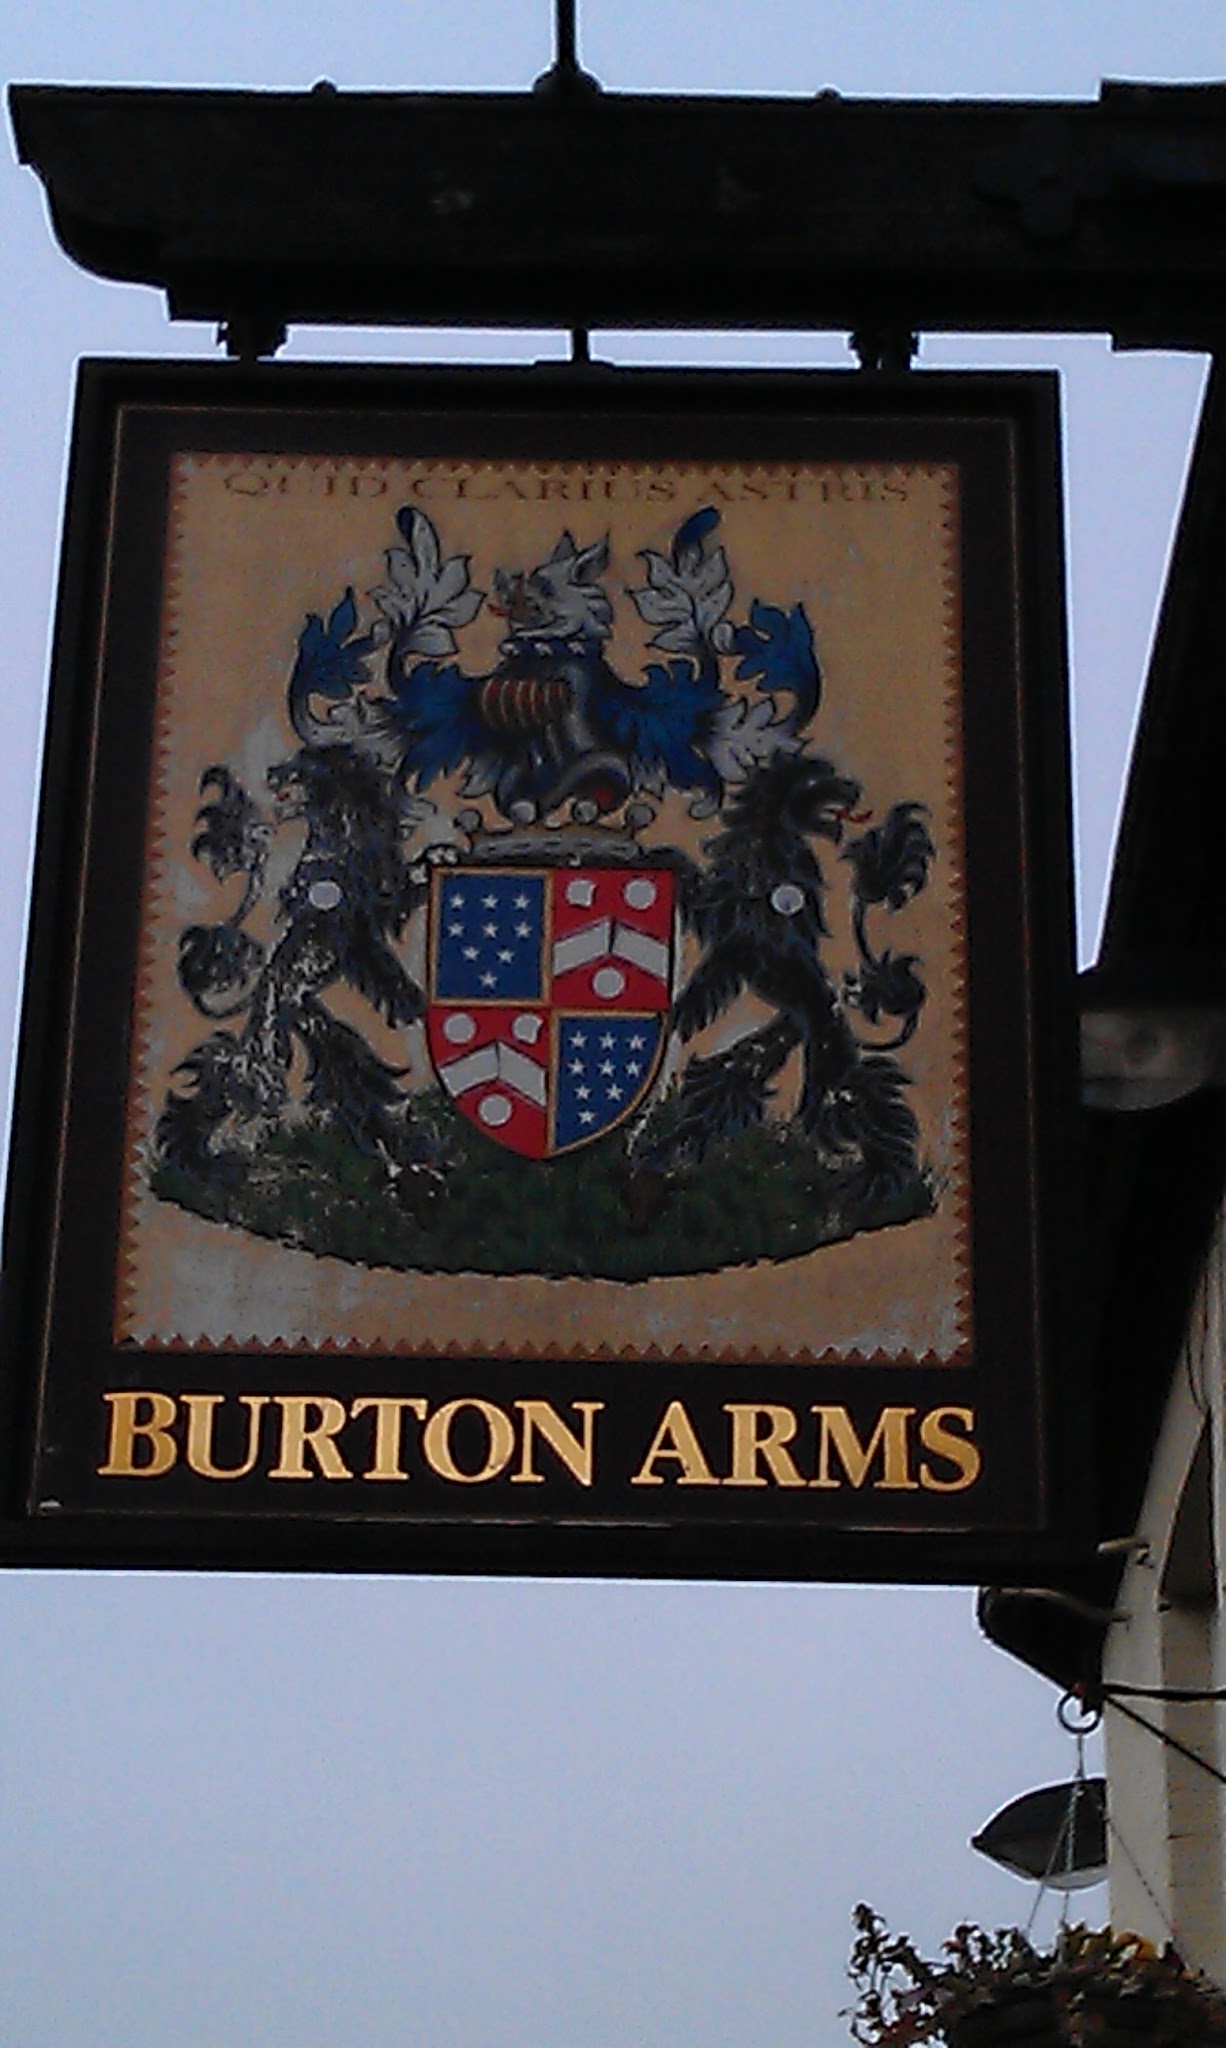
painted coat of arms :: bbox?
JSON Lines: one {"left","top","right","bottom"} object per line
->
{"left": 122, "top": 454, "right": 969, "bottom": 1362}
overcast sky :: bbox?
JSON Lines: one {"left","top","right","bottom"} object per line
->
{"left": 0, "top": 6, "right": 1220, "bottom": 2046}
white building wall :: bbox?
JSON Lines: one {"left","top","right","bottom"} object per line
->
{"left": 1102, "top": 1213, "right": 1225, "bottom": 1980}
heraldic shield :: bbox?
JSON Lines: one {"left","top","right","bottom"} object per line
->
{"left": 426, "top": 865, "right": 675, "bottom": 1159}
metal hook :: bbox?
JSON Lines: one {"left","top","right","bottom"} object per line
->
{"left": 1058, "top": 1690, "right": 1103, "bottom": 1737}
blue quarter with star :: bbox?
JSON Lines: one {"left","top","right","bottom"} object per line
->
{"left": 435, "top": 873, "right": 545, "bottom": 1001}
{"left": 554, "top": 1016, "right": 664, "bottom": 1150}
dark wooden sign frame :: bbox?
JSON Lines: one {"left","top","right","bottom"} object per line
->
{"left": 0, "top": 358, "right": 1084, "bottom": 1578}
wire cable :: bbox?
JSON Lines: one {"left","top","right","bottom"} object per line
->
{"left": 1103, "top": 1805, "right": 1178, "bottom": 1946}
{"left": 1104, "top": 1694, "right": 1226, "bottom": 1789}
{"left": 1025, "top": 1757, "right": 1105, "bottom": 1937}
{"left": 1026, "top": 1703, "right": 1107, "bottom": 1938}
{"left": 1103, "top": 1682, "right": 1226, "bottom": 1703}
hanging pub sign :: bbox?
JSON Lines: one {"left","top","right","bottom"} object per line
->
{"left": 0, "top": 361, "right": 1083, "bottom": 1577}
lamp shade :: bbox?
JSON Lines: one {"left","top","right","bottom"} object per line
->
{"left": 971, "top": 1778, "right": 1107, "bottom": 1890}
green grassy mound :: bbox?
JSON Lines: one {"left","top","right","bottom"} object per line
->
{"left": 151, "top": 1095, "right": 935, "bottom": 1282}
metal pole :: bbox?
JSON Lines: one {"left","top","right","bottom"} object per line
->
{"left": 556, "top": 0, "right": 577, "bottom": 77}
